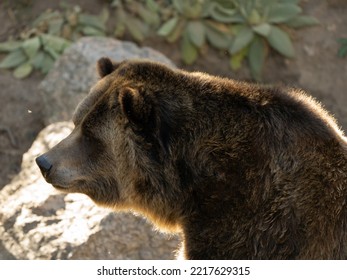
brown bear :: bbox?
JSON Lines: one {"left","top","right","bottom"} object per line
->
{"left": 36, "top": 57, "right": 347, "bottom": 259}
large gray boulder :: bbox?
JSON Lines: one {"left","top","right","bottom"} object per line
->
{"left": 0, "top": 38, "right": 180, "bottom": 259}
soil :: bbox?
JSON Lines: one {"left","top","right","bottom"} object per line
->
{"left": 0, "top": 0, "right": 346, "bottom": 190}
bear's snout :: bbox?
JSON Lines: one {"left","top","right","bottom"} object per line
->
{"left": 35, "top": 154, "right": 53, "bottom": 178}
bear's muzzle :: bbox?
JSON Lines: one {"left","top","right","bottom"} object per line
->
{"left": 35, "top": 154, "right": 53, "bottom": 179}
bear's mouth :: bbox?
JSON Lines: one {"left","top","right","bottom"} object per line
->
{"left": 52, "top": 184, "right": 83, "bottom": 194}
{"left": 52, "top": 179, "right": 87, "bottom": 193}
{"left": 52, "top": 184, "right": 69, "bottom": 191}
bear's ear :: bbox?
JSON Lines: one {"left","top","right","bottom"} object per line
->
{"left": 97, "top": 57, "right": 119, "bottom": 78}
{"left": 118, "top": 87, "right": 153, "bottom": 127}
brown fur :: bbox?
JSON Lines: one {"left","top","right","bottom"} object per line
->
{"left": 36, "top": 58, "right": 347, "bottom": 259}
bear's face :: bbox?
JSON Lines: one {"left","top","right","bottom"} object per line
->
{"left": 36, "top": 58, "right": 178, "bottom": 209}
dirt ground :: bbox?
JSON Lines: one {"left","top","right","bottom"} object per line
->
{"left": 0, "top": 0, "right": 346, "bottom": 190}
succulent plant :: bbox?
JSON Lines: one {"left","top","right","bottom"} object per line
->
{"left": 111, "top": 0, "right": 161, "bottom": 42}
{"left": 220, "top": 0, "right": 319, "bottom": 80}
{"left": 158, "top": 0, "right": 233, "bottom": 64}
{"left": 0, "top": 34, "right": 70, "bottom": 78}
{"left": 32, "top": 5, "right": 108, "bottom": 40}
{"left": 0, "top": 0, "right": 320, "bottom": 80}
{"left": 0, "top": 5, "right": 108, "bottom": 78}
{"left": 158, "top": 0, "right": 318, "bottom": 80}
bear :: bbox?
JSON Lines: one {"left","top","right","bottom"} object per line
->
{"left": 36, "top": 57, "right": 347, "bottom": 260}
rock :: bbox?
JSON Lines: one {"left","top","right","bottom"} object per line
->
{"left": 39, "top": 37, "right": 175, "bottom": 125}
{"left": 0, "top": 38, "right": 180, "bottom": 259}
{"left": 0, "top": 122, "right": 180, "bottom": 259}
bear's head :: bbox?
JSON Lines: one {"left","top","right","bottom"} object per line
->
{"left": 36, "top": 58, "right": 193, "bottom": 229}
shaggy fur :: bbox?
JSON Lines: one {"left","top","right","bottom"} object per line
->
{"left": 36, "top": 58, "right": 347, "bottom": 259}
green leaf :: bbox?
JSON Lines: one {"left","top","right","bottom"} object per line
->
{"left": 114, "top": 23, "right": 126, "bottom": 38}
{"left": 204, "top": 23, "right": 231, "bottom": 50}
{"left": 209, "top": 3, "right": 237, "bottom": 23}
{"left": 78, "top": 14, "right": 105, "bottom": 31}
{"left": 41, "top": 34, "right": 71, "bottom": 53}
{"left": 338, "top": 46, "right": 347, "bottom": 58}
{"left": 337, "top": 38, "right": 347, "bottom": 44}
{"left": 22, "top": 37, "right": 41, "bottom": 59}
{"left": 82, "top": 26, "right": 105, "bottom": 36}
{"left": 13, "top": 62, "right": 33, "bottom": 79}
{"left": 31, "top": 51, "right": 45, "bottom": 69}
{"left": 187, "top": 21, "right": 205, "bottom": 47}
{"left": 99, "top": 7, "right": 110, "bottom": 24}
{"left": 201, "top": 1, "right": 214, "bottom": 17}
{"left": 0, "top": 49, "right": 27, "bottom": 69}
{"left": 181, "top": 32, "right": 198, "bottom": 64}
{"left": 337, "top": 39, "right": 347, "bottom": 58}
{"left": 138, "top": 6, "right": 160, "bottom": 26}
{"left": 248, "top": 9, "right": 262, "bottom": 25}
{"left": 32, "top": 11, "right": 61, "bottom": 27}
{"left": 230, "top": 26, "right": 254, "bottom": 54}
{"left": 248, "top": 36, "right": 267, "bottom": 81}
{"left": 111, "top": 0, "right": 121, "bottom": 8}
{"left": 268, "top": 4, "right": 302, "bottom": 23}
{"left": 285, "top": 15, "right": 319, "bottom": 28}
{"left": 158, "top": 17, "right": 179, "bottom": 37}
{"left": 253, "top": 23, "right": 271, "bottom": 37}
{"left": 214, "top": 0, "right": 234, "bottom": 9}
{"left": 125, "top": 17, "right": 146, "bottom": 42}
{"left": 166, "top": 19, "right": 185, "bottom": 43}
{"left": 267, "top": 26, "right": 295, "bottom": 58}
{"left": 230, "top": 47, "right": 248, "bottom": 71}
{"left": 184, "top": 1, "right": 204, "bottom": 18}
{"left": 0, "top": 41, "right": 22, "bottom": 52}
{"left": 44, "top": 46, "right": 60, "bottom": 60}
{"left": 114, "top": 9, "right": 126, "bottom": 38}
{"left": 48, "top": 18, "right": 64, "bottom": 35}
{"left": 146, "top": 0, "right": 160, "bottom": 12}
{"left": 173, "top": 0, "right": 184, "bottom": 14}
{"left": 41, "top": 52, "right": 55, "bottom": 74}
{"left": 227, "top": 13, "right": 245, "bottom": 23}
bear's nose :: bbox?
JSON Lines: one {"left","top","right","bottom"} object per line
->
{"left": 35, "top": 155, "right": 53, "bottom": 178}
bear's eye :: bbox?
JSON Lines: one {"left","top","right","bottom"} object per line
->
{"left": 84, "top": 134, "right": 91, "bottom": 142}
{"left": 81, "top": 126, "right": 95, "bottom": 142}
{"left": 83, "top": 130, "right": 95, "bottom": 143}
